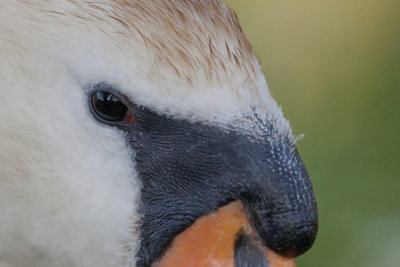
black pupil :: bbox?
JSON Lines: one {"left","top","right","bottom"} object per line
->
{"left": 92, "top": 92, "right": 127, "bottom": 122}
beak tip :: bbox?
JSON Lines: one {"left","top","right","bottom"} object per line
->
{"left": 261, "top": 222, "right": 318, "bottom": 258}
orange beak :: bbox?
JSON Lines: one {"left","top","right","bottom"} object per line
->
{"left": 154, "top": 201, "right": 296, "bottom": 267}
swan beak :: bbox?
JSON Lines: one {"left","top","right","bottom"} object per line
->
{"left": 154, "top": 201, "right": 296, "bottom": 267}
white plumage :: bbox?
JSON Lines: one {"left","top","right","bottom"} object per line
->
{"left": 0, "top": 1, "right": 292, "bottom": 266}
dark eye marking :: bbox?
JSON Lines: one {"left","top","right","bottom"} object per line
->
{"left": 89, "top": 85, "right": 136, "bottom": 125}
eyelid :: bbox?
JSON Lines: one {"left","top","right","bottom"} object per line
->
{"left": 122, "top": 110, "right": 136, "bottom": 124}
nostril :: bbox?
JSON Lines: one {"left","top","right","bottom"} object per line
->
{"left": 234, "top": 232, "right": 269, "bottom": 267}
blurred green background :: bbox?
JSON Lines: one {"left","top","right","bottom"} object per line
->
{"left": 223, "top": 1, "right": 400, "bottom": 266}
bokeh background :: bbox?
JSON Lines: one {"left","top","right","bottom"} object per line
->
{"left": 223, "top": 1, "right": 400, "bottom": 266}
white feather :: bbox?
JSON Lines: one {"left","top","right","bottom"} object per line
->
{"left": 0, "top": 1, "right": 292, "bottom": 266}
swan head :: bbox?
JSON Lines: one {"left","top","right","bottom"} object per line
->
{"left": 0, "top": 1, "right": 318, "bottom": 266}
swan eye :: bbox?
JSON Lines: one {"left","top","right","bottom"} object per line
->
{"left": 90, "top": 91, "right": 135, "bottom": 124}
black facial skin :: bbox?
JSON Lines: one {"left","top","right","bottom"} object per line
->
{"left": 88, "top": 88, "right": 318, "bottom": 267}
{"left": 128, "top": 107, "right": 318, "bottom": 266}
